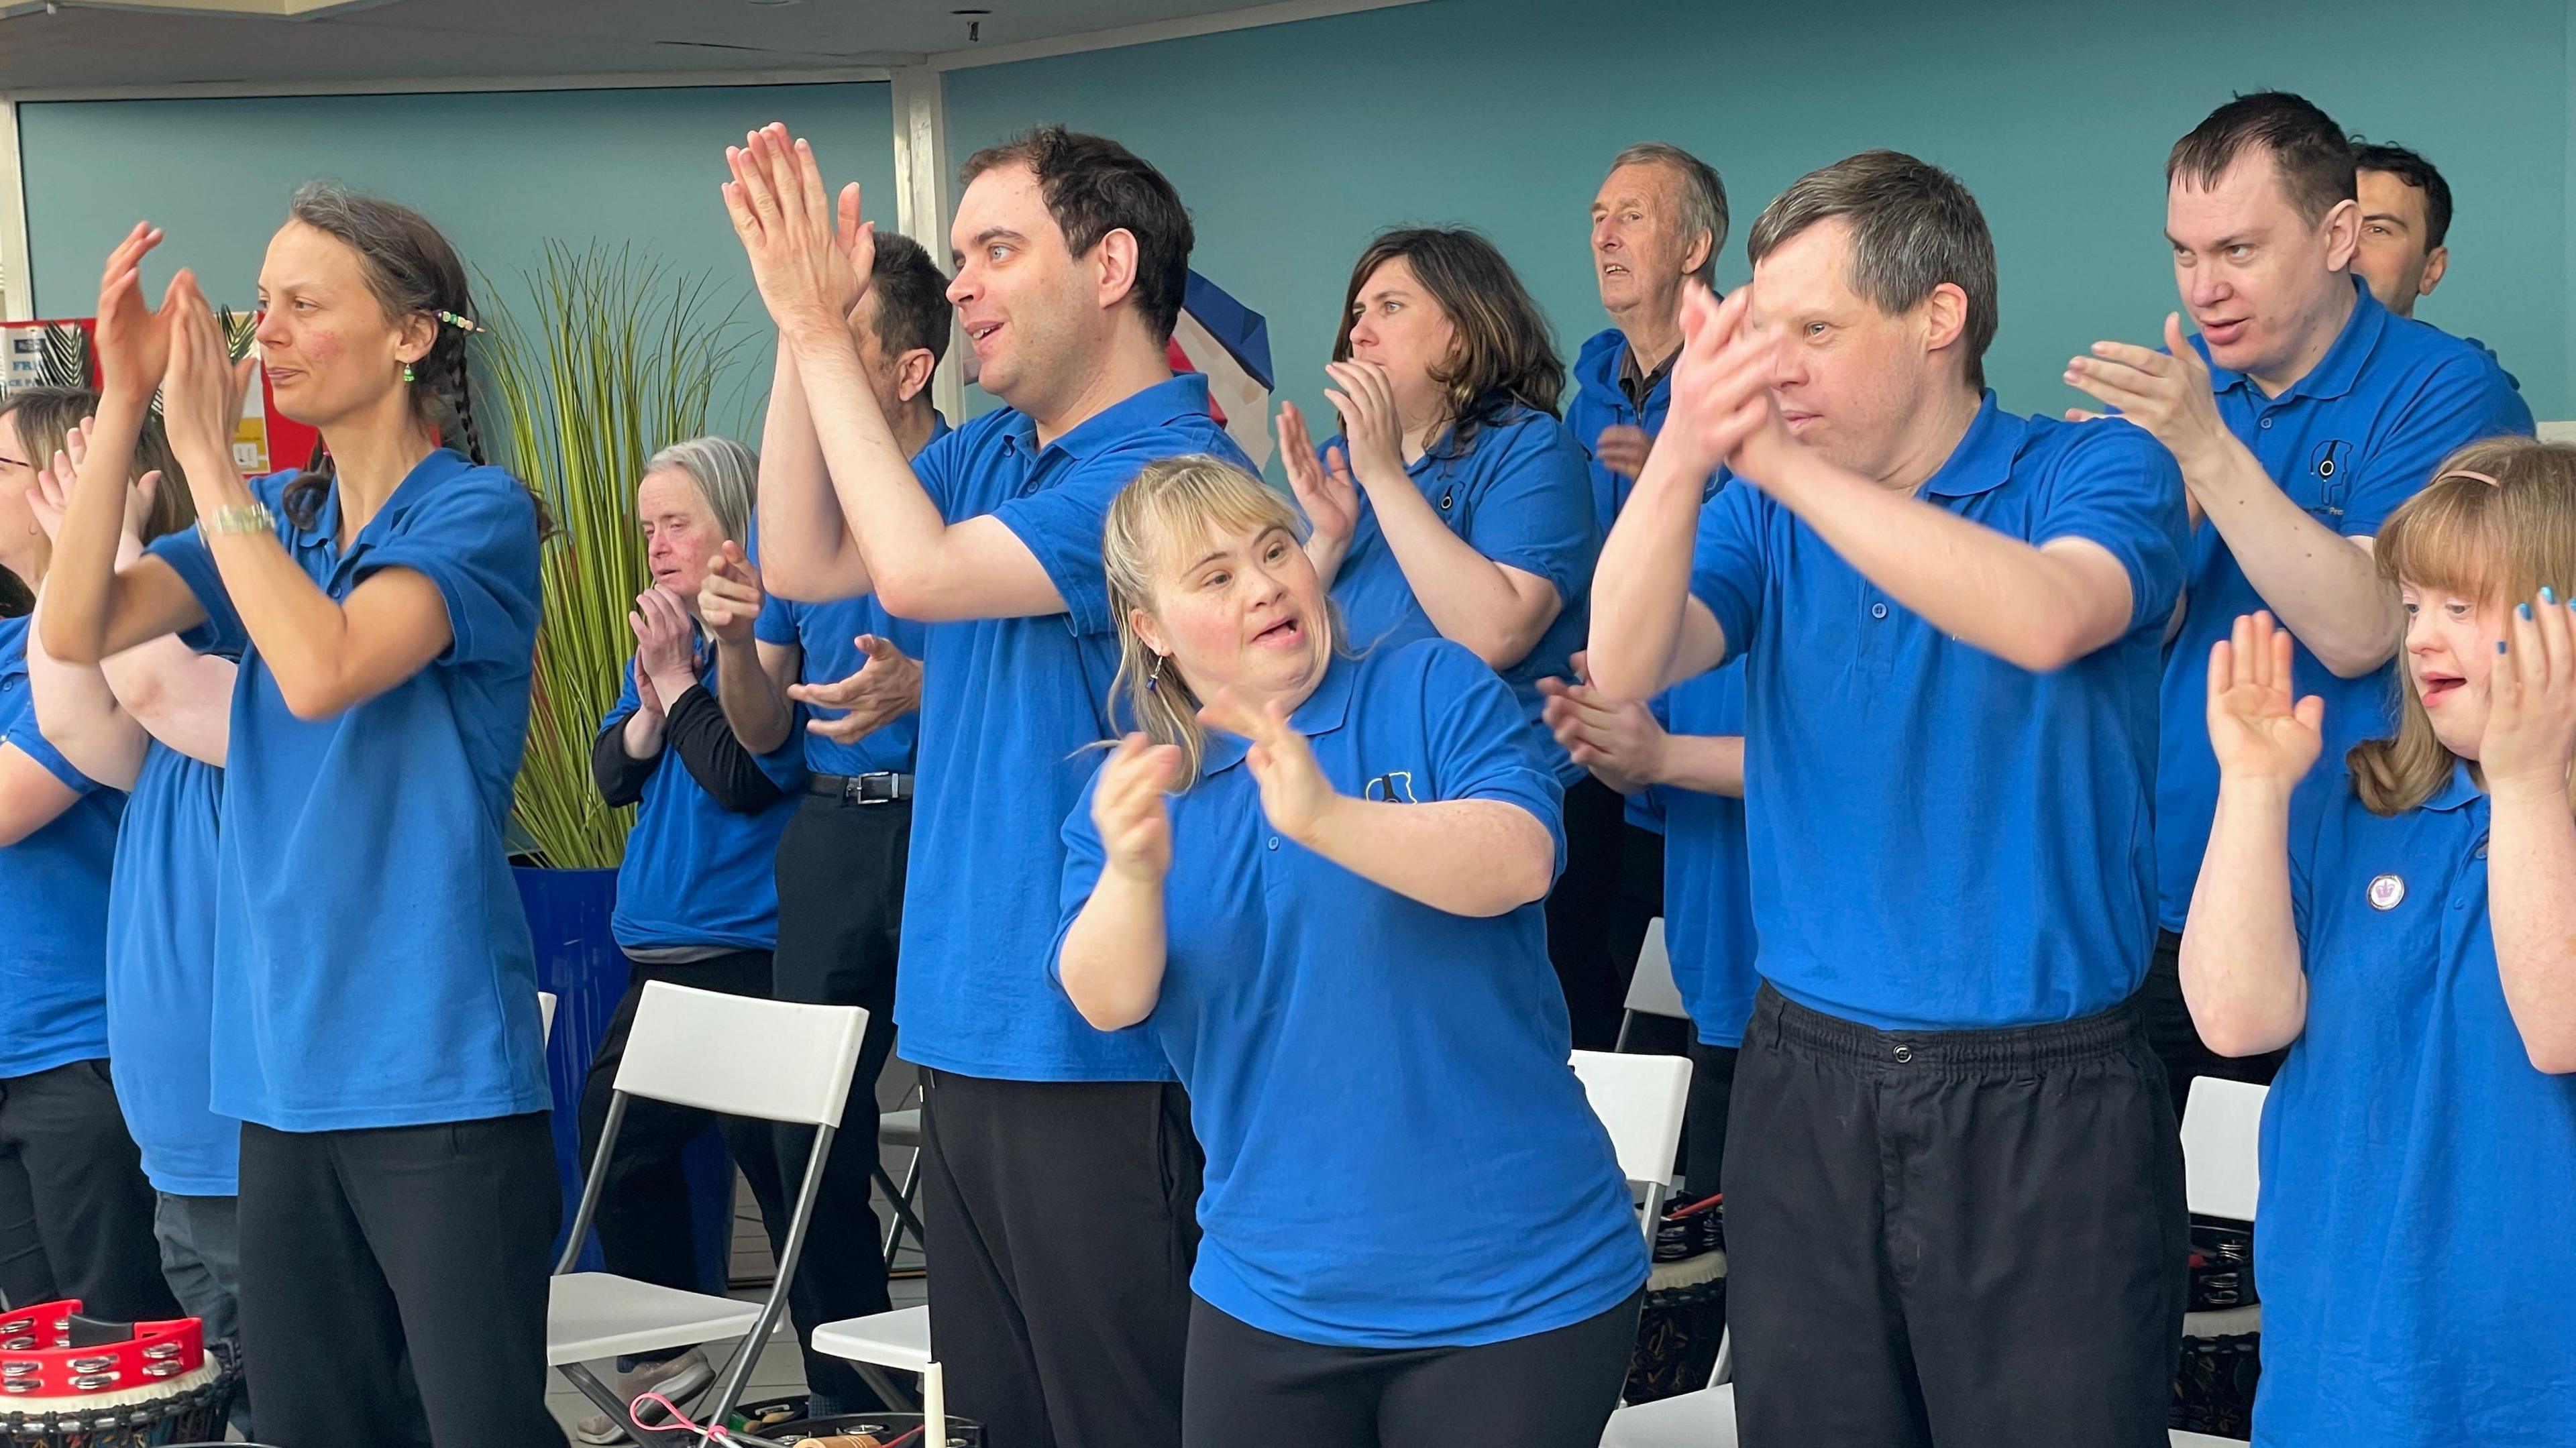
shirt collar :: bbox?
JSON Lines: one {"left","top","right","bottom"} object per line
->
{"left": 1618, "top": 338, "right": 1677, "bottom": 409}
{"left": 1917, "top": 392, "right": 2025, "bottom": 499}
{"left": 2204, "top": 276, "right": 2385, "bottom": 405}
{"left": 290, "top": 447, "right": 473, "bottom": 553}
{"left": 1003, "top": 373, "right": 1213, "bottom": 463}
{"left": 2425, "top": 758, "right": 2485, "bottom": 814}
{"left": 1199, "top": 652, "right": 1359, "bottom": 778}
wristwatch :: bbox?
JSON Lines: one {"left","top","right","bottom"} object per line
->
{"left": 201, "top": 502, "right": 276, "bottom": 538}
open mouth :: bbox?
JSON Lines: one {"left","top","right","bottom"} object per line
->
{"left": 1602, "top": 262, "right": 1630, "bottom": 278}
{"left": 2419, "top": 672, "right": 2465, "bottom": 705}
{"left": 2198, "top": 317, "right": 2251, "bottom": 348}
{"left": 966, "top": 321, "right": 1003, "bottom": 353}
{"left": 1251, "top": 616, "right": 1305, "bottom": 649}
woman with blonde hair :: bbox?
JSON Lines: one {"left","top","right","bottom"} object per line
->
{"left": 2181, "top": 436, "right": 2576, "bottom": 1445}
{"left": 1053, "top": 453, "right": 1644, "bottom": 1448}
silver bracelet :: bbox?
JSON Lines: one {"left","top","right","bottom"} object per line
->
{"left": 200, "top": 502, "right": 276, "bottom": 538}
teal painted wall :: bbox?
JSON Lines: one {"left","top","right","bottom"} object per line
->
{"left": 18, "top": 83, "right": 895, "bottom": 435}
{"left": 945, "top": 0, "right": 2571, "bottom": 433}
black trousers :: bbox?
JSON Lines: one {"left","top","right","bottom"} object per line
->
{"left": 1180, "top": 1288, "right": 1644, "bottom": 1448}
{"left": 0, "top": 1058, "right": 177, "bottom": 1321}
{"left": 2139, "top": 927, "right": 2286, "bottom": 1124}
{"left": 1724, "top": 985, "right": 2187, "bottom": 1448}
{"left": 918, "top": 1068, "right": 1202, "bottom": 1448}
{"left": 1546, "top": 777, "right": 1642, "bottom": 1050}
{"left": 1681, "top": 1036, "right": 1737, "bottom": 1200}
{"left": 238, "top": 1113, "right": 561, "bottom": 1448}
{"left": 769, "top": 790, "right": 912, "bottom": 1410}
{"left": 576, "top": 950, "right": 791, "bottom": 1295}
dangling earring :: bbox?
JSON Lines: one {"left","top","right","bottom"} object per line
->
{"left": 400, "top": 360, "right": 415, "bottom": 384}
{"left": 1146, "top": 655, "right": 1166, "bottom": 693}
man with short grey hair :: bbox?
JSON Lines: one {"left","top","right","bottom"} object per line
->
{"left": 1589, "top": 149, "right": 2191, "bottom": 1448}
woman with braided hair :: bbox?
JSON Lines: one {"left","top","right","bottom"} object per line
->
{"left": 39, "top": 187, "right": 557, "bottom": 1448}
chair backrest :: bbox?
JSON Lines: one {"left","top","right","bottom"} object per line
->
{"left": 1622, "top": 918, "right": 1688, "bottom": 1021}
{"left": 1570, "top": 1049, "right": 1693, "bottom": 1190}
{"left": 2180, "top": 1076, "right": 2267, "bottom": 1221}
{"left": 613, "top": 981, "right": 867, "bottom": 1127}
{"left": 537, "top": 991, "right": 557, "bottom": 1044}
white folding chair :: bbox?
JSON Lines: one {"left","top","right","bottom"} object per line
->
{"left": 547, "top": 981, "right": 868, "bottom": 1444}
{"left": 2180, "top": 1076, "right": 2268, "bottom": 1339}
{"left": 875, "top": 1091, "right": 928, "bottom": 1270}
{"left": 538, "top": 990, "right": 558, "bottom": 1044}
{"left": 1570, "top": 1049, "right": 1694, "bottom": 1237}
{"left": 811, "top": 1305, "right": 944, "bottom": 1441}
{"left": 1613, "top": 918, "right": 1691, "bottom": 1052}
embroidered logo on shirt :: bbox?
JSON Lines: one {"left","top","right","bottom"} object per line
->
{"left": 2367, "top": 873, "right": 2406, "bottom": 911}
{"left": 2310, "top": 439, "right": 2354, "bottom": 482}
{"left": 1364, "top": 771, "right": 1420, "bottom": 803}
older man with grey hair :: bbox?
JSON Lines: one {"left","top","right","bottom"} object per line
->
{"left": 1588, "top": 150, "right": 2191, "bottom": 1448}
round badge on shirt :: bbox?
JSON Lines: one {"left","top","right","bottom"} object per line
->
{"left": 2367, "top": 873, "right": 2406, "bottom": 911}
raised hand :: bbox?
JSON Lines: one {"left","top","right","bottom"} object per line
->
{"left": 1593, "top": 425, "right": 1653, "bottom": 480}
{"left": 94, "top": 222, "right": 175, "bottom": 404}
{"left": 720, "top": 123, "right": 873, "bottom": 338}
{"left": 696, "top": 541, "right": 765, "bottom": 647}
{"left": 629, "top": 586, "right": 699, "bottom": 702}
{"left": 1661, "top": 284, "right": 1778, "bottom": 480}
{"left": 158, "top": 272, "right": 256, "bottom": 492}
{"left": 1091, "top": 732, "right": 1181, "bottom": 883}
{"left": 1277, "top": 400, "right": 1358, "bottom": 549}
{"left": 632, "top": 653, "right": 665, "bottom": 722}
{"left": 1321, "top": 359, "right": 1407, "bottom": 488}
{"left": 789, "top": 633, "right": 923, "bottom": 744}
{"left": 2205, "top": 612, "right": 2325, "bottom": 793}
{"left": 1199, "top": 686, "right": 1336, "bottom": 844}
{"left": 2064, "top": 314, "right": 2229, "bottom": 474}
{"left": 2481, "top": 588, "right": 2576, "bottom": 800}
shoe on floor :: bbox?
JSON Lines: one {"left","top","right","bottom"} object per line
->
{"left": 572, "top": 1347, "right": 714, "bottom": 1445}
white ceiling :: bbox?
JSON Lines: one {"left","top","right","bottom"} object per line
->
{"left": 0, "top": 0, "right": 1384, "bottom": 94}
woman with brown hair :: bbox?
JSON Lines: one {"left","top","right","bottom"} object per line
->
{"left": 2180, "top": 436, "right": 2576, "bottom": 1445}
{"left": 41, "top": 192, "right": 557, "bottom": 1447}
{"left": 1054, "top": 453, "right": 1644, "bottom": 1448}
{"left": 1278, "top": 226, "right": 1624, "bottom": 1044}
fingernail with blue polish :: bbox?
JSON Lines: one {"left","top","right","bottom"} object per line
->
{"left": 2519, "top": 603, "right": 2534, "bottom": 620}
{"left": 2499, "top": 640, "right": 2510, "bottom": 653}
{"left": 2546, "top": 587, "right": 2559, "bottom": 604}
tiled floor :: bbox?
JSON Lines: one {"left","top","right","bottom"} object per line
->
{"left": 545, "top": 1064, "right": 930, "bottom": 1437}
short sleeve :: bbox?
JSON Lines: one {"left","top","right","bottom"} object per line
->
{"left": 1049, "top": 762, "right": 1114, "bottom": 990}
{"left": 2036, "top": 423, "right": 2190, "bottom": 639}
{"left": 2, "top": 726, "right": 106, "bottom": 796}
{"left": 911, "top": 425, "right": 970, "bottom": 521}
{"left": 1459, "top": 419, "right": 1602, "bottom": 602}
{"left": 1688, "top": 484, "right": 1769, "bottom": 667}
{"left": 994, "top": 449, "right": 1140, "bottom": 638}
{"left": 144, "top": 525, "right": 249, "bottom": 658}
{"left": 873, "top": 604, "right": 931, "bottom": 663}
{"left": 2284, "top": 768, "right": 2342, "bottom": 946}
{"left": 755, "top": 590, "right": 801, "bottom": 648}
{"left": 358, "top": 468, "right": 541, "bottom": 670}
{"left": 1415, "top": 643, "right": 1568, "bottom": 879}
{"left": 2342, "top": 353, "right": 2535, "bottom": 537}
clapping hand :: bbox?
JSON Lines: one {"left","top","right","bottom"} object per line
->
{"left": 790, "top": 634, "right": 923, "bottom": 744}
{"left": 1198, "top": 686, "right": 1336, "bottom": 844}
{"left": 2481, "top": 588, "right": 2576, "bottom": 801}
{"left": 1593, "top": 425, "right": 1653, "bottom": 480}
{"left": 2065, "top": 314, "right": 2228, "bottom": 476}
{"left": 721, "top": 123, "right": 873, "bottom": 339}
{"left": 1278, "top": 400, "right": 1358, "bottom": 550}
{"left": 1660, "top": 285, "right": 1780, "bottom": 483}
{"left": 1322, "top": 359, "right": 1407, "bottom": 488}
{"left": 629, "top": 586, "right": 699, "bottom": 708}
{"left": 1092, "top": 733, "right": 1181, "bottom": 883}
{"left": 94, "top": 223, "right": 180, "bottom": 405}
{"left": 696, "top": 541, "right": 765, "bottom": 648}
{"left": 25, "top": 418, "right": 161, "bottom": 545}
{"left": 2204, "top": 612, "right": 2325, "bottom": 795}
{"left": 156, "top": 272, "right": 256, "bottom": 495}
{"left": 1538, "top": 652, "right": 1666, "bottom": 793}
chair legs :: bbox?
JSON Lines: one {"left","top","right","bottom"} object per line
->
{"left": 875, "top": 1152, "right": 925, "bottom": 1270}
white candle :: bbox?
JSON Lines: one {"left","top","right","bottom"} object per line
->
{"left": 923, "top": 1362, "right": 947, "bottom": 1446}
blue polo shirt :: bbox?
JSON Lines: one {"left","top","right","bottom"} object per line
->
{"left": 753, "top": 416, "right": 943, "bottom": 779}
{"left": 105, "top": 740, "right": 235, "bottom": 1193}
{"left": 601, "top": 645, "right": 805, "bottom": 953}
{"left": 2155, "top": 282, "right": 2532, "bottom": 929}
{"left": 1323, "top": 407, "right": 1601, "bottom": 783}
{"left": 900, "top": 373, "right": 1247, "bottom": 1081}
{"left": 1053, "top": 640, "right": 1646, "bottom": 1347}
{"left": 1692, "top": 395, "right": 2186, "bottom": 1030}
{"left": 0, "top": 614, "right": 122, "bottom": 1079}
{"left": 2255, "top": 763, "right": 2576, "bottom": 1445}
{"left": 147, "top": 451, "right": 549, "bottom": 1131}
{"left": 1566, "top": 327, "right": 1672, "bottom": 537}
{"left": 1648, "top": 661, "right": 1757, "bottom": 1048}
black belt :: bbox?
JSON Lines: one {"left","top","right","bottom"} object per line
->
{"left": 806, "top": 771, "right": 914, "bottom": 805}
